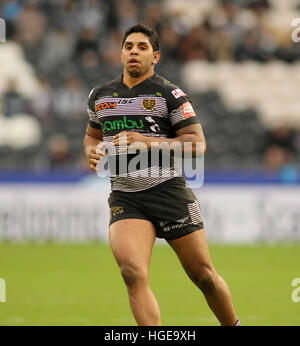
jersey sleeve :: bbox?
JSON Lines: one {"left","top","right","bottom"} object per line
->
{"left": 87, "top": 88, "right": 101, "bottom": 129}
{"left": 166, "top": 86, "right": 200, "bottom": 132}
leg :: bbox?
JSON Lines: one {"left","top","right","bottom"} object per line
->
{"left": 109, "top": 219, "right": 161, "bottom": 326}
{"left": 167, "top": 229, "right": 238, "bottom": 326}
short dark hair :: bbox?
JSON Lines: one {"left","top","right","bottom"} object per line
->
{"left": 122, "top": 24, "right": 159, "bottom": 52}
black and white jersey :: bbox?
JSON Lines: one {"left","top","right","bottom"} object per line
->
{"left": 87, "top": 73, "right": 200, "bottom": 192}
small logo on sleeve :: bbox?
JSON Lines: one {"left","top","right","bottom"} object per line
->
{"left": 171, "top": 88, "right": 186, "bottom": 99}
{"left": 181, "top": 102, "right": 196, "bottom": 119}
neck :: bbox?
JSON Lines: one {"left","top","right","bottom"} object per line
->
{"left": 122, "top": 69, "right": 154, "bottom": 89}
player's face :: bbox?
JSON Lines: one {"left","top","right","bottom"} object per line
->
{"left": 121, "top": 32, "right": 160, "bottom": 77}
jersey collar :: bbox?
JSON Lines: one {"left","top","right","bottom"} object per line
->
{"left": 119, "top": 73, "right": 156, "bottom": 91}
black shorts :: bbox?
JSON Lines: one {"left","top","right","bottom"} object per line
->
{"left": 108, "top": 177, "right": 204, "bottom": 240}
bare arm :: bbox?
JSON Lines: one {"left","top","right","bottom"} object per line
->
{"left": 160, "top": 123, "right": 206, "bottom": 155}
{"left": 113, "top": 123, "right": 206, "bottom": 157}
{"left": 83, "top": 124, "right": 105, "bottom": 172}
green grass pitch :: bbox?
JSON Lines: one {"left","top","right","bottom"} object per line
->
{"left": 0, "top": 242, "right": 299, "bottom": 326}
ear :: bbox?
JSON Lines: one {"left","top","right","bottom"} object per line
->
{"left": 153, "top": 51, "right": 160, "bottom": 65}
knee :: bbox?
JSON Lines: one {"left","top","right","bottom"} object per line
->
{"left": 189, "top": 266, "right": 217, "bottom": 293}
{"left": 120, "top": 262, "right": 147, "bottom": 288}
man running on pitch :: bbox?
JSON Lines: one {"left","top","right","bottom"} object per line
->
{"left": 83, "top": 24, "right": 239, "bottom": 326}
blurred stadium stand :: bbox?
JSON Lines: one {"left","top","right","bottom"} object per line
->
{"left": 0, "top": 0, "right": 300, "bottom": 179}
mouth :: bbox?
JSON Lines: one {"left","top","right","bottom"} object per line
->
{"left": 128, "top": 58, "right": 140, "bottom": 67}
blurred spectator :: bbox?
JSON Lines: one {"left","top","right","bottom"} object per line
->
{"left": 101, "top": 29, "right": 123, "bottom": 68}
{"left": 51, "top": 0, "right": 80, "bottom": 35}
{"left": 74, "top": 26, "right": 99, "bottom": 61}
{"left": 263, "top": 126, "right": 296, "bottom": 153}
{"left": 210, "top": 28, "right": 235, "bottom": 61}
{"left": 293, "top": 129, "right": 300, "bottom": 156}
{"left": 159, "top": 25, "right": 181, "bottom": 64}
{"left": 38, "top": 25, "right": 75, "bottom": 76}
{"left": 142, "top": 2, "right": 165, "bottom": 34}
{"left": 77, "top": 50, "right": 104, "bottom": 91}
{"left": 115, "top": 0, "right": 138, "bottom": 32}
{"left": 218, "top": 0, "right": 243, "bottom": 42}
{"left": 167, "top": 8, "right": 194, "bottom": 36}
{"left": 248, "top": 0, "right": 270, "bottom": 17}
{"left": 15, "top": 2, "right": 47, "bottom": 47}
{"left": 264, "top": 145, "right": 292, "bottom": 171}
{"left": 2, "top": 79, "right": 28, "bottom": 117}
{"left": 47, "top": 134, "right": 72, "bottom": 170}
{"left": 235, "top": 29, "right": 268, "bottom": 62}
{"left": 53, "top": 76, "right": 86, "bottom": 119}
{"left": 29, "top": 76, "right": 52, "bottom": 123}
{"left": 77, "top": 0, "right": 107, "bottom": 31}
{"left": 263, "top": 126, "right": 297, "bottom": 172}
{"left": 180, "top": 25, "right": 211, "bottom": 61}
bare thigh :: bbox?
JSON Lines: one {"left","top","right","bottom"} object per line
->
{"left": 167, "top": 229, "right": 216, "bottom": 282}
{"left": 109, "top": 219, "right": 157, "bottom": 283}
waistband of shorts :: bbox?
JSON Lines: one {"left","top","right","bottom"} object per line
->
{"left": 111, "top": 176, "right": 187, "bottom": 195}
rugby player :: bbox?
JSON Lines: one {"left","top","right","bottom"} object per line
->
{"left": 83, "top": 24, "right": 239, "bottom": 326}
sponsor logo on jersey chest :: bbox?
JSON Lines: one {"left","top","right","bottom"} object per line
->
{"left": 95, "top": 99, "right": 135, "bottom": 112}
{"left": 96, "top": 102, "right": 116, "bottom": 111}
{"left": 101, "top": 116, "right": 144, "bottom": 132}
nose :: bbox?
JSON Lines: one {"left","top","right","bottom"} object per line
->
{"left": 130, "top": 45, "right": 138, "bottom": 55}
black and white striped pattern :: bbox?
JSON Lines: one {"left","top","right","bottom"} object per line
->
{"left": 87, "top": 73, "right": 197, "bottom": 192}
{"left": 87, "top": 107, "right": 98, "bottom": 124}
{"left": 169, "top": 106, "right": 185, "bottom": 125}
{"left": 102, "top": 133, "right": 169, "bottom": 155}
{"left": 88, "top": 96, "right": 183, "bottom": 191}
{"left": 95, "top": 96, "right": 168, "bottom": 119}
{"left": 188, "top": 200, "right": 203, "bottom": 225}
{"left": 111, "top": 169, "right": 180, "bottom": 192}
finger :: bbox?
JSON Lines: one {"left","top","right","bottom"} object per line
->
{"left": 113, "top": 139, "right": 127, "bottom": 146}
{"left": 114, "top": 131, "right": 128, "bottom": 138}
{"left": 117, "top": 136, "right": 129, "bottom": 144}
{"left": 90, "top": 163, "right": 96, "bottom": 171}
{"left": 96, "top": 142, "right": 106, "bottom": 154}
{"left": 89, "top": 159, "right": 99, "bottom": 166}
{"left": 89, "top": 154, "right": 101, "bottom": 160}
{"left": 114, "top": 132, "right": 129, "bottom": 141}
{"left": 95, "top": 150, "right": 105, "bottom": 156}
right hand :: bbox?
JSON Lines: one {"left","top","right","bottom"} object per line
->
{"left": 87, "top": 143, "right": 106, "bottom": 172}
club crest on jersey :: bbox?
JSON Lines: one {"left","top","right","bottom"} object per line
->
{"left": 142, "top": 99, "right": 156, "bottom": 110}
{"left": 111, "top": 207, "right": 124, "bottom": 216}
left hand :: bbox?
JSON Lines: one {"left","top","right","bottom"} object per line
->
{"left": 112, "top": 131, "right": 150, "bottom": 152}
